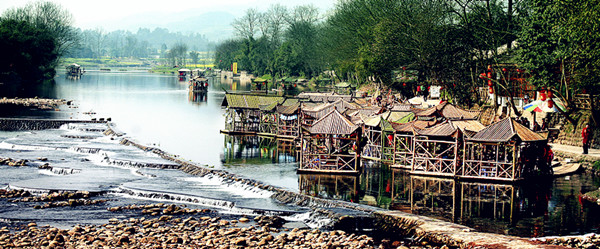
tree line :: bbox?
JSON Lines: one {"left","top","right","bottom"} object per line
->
{"left": 67, "top": 27, "right": 216, "bottom": 61}
{"left": 0, "top": 1, "right": 77, "bottom": 84}
{"left": 214, "top": 0, "right": 600, "bottom": 108}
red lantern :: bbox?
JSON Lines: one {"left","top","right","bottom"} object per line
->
{"left": 489, "top": 87, "right": 494, "bottom": 94}
{"left": 548, "top": 99, "right": 554, "bottom": 108}
{"left": 488, "top": 81, "right": 493, "bottom": 87}
{"left": 540, "top": 91, "right": 547, "bottom": 101}
{"left": 547, "top": 91, "right": 553, "bottom": 98}
{"left": 402, "top": 83, "right": 406, "bottom": 87}
{"left": 479, "top": 73, "right": 486, "bottom": 79}
{"left": 502, "top": 68, "right": 507, "bottom": 72}
{"left": 294, "top": 84, "right": 297, "bottom": 88}
{"left": 402, "top": 66, "right": 406, "bottom": 71}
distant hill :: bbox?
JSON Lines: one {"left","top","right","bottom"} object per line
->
{"left": 101, "top": 11, "right": 236, "bottom": 42}
{"left": 164, "top": 12, "right": 236, "bottom": 42}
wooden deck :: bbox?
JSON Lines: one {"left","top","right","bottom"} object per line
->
{"left": 219, "top": 130, "right": 257, "bottom": 136}
{"left": 553, "top": 163, "right": 581, "bottom": 176}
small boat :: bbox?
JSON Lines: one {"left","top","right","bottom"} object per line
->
{"left": 189, "top": 76, "right": 208, "bottom": 93}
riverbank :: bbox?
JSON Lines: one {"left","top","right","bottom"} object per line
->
{"left": 0, "top": 97, "right": 71, "bottom": 110}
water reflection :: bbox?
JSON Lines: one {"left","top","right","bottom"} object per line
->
{"left": 297, "top": 166, "right": 600, "bottom": 237}
{"left": 221, "top": 136, "right": 297, "bottom": 164}
{"left": 188, "top": 91, "right": 207, "bottom": 103}
{"left": 220, "top": 132, "right": 600, "bottom": 237}
{"left": 299, "top": 174, "right": 359, "bottom": 203}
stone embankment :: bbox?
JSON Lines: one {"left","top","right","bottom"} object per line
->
{"left": 375, "top": 211, "right": 569, "bottom": 249}
{"left": 0, "top": 97, "right": 71, "bottom": 110}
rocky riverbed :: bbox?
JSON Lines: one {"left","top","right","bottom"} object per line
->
{"left": 0, "top": 97, "right": 71, "bottom": 110}
{"left": 0, "top": 212, "right": 378, "bottom": 248}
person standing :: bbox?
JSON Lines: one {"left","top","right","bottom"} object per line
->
{"left": 582, "top": 124, "right": 592, "bottom": 154}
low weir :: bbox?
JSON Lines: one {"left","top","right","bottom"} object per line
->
{"left": 0, "top": 118, "right": 106, "bottom": 131}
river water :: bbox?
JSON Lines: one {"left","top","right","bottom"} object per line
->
{"left": 1, "top": 70, "right": 599, "bottom": 237}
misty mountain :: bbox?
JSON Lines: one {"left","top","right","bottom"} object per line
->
{"left": 100, "top": 11, "right": 236, "bottom": 42}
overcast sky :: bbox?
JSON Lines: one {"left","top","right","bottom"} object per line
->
{"left": 0, "top": 0, "right": 337, "bottom": 30}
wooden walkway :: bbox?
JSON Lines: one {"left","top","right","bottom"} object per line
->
{"left": 553, "top": 163, "right": 581, "bottom": 176}
{"left": 550, "top": 143, "right": 600, "bottom": 158}
{"left": 375, "top": 211, "right": 570, "bottom": 249}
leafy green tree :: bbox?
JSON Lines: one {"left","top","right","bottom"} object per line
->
{"left": 0, "top": 1, "right": 77, "bottom": 83}
{"left": 189, "top": 51, "right": 200, "bottom": 67}
{"left": 214, "top": 39, "right": 244, "bottom": 70}
{"left": 0, "top": 19, "right": 57, "bottom": 82}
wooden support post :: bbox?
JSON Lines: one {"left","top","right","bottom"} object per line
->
{"left": 511, "top": 143, "right": 516, "bottom": 180}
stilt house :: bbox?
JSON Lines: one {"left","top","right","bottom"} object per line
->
{"left": 276, "top": 100, "right": 301, "bottom": 140}
{"left": 412, "top": 122, "right": 462, "bottom": 177}
{"left": 299, "top": 109, "right": 360, "bottom": 174}
{"left": 221, "top": 94, "right": 284, "bottom": 134}
{"left": 462, "top": 118, "right": 548, "bottom": 181}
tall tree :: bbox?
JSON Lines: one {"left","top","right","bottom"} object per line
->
{"left": 0, "top": 1, "right": 77, "bottom": 82}
{"left": 232, "top": 8, "right": 259, "bottom": 39}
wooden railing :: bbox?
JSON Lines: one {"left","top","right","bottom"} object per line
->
{"left": 300, "top": 153, "right": 358, "bottom": 173}
{"left": 462, "top": 160, "right": 518, "bottom": 180}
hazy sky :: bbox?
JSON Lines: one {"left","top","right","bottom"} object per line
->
{"left": 0, "top": 0, "right": 337, "bottom": 30}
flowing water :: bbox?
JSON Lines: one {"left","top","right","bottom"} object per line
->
{"left": 0, "top": 70, "right": 599, "bottom": 237}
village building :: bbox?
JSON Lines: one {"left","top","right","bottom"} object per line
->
{"left": 221, "top": 93, "right": 284, "bottom": 134}
{"left": 462, "top": 118, "right": 550, "bottom": 181}
{"left": 299, "top": 109, "right": 361, "bottom": 174}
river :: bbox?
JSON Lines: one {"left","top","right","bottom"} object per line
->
{"left": 1, "top": 70, "right": 599, "bottom": 237}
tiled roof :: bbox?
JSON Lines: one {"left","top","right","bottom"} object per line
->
{"left": 449, "top": 120, "right": 486, "bottom": 133}
{"left": 297, "top": 92, "right": 352, "bottom": 103}
{"left": 277, "top": 102, "right": 300, "bottom": 114}
{"left": 302, "top": 103, "right": 336, "bottom": 119}
{"left": 396, "top": 112, "right": 416, "bottom": 123}
{"left": 353, "top": 98, "right": 369, "bottom": 107}
{"left": 259, "top": 102, "right": 278, "bottom": 112}
{"left": 440, "top": 103, "right": 479, "bottom": 120}
{"left": 357, "top": 106, "right": 383, "bottom": 117}
{"left": 391, "top": 104, "right": 414, "bottom": 112}
{"left": 390, "top": 120, "right": 438, "bottom": 133}
{"left": 309, "top": 109, "right": 358, "bottom": 135}
{"left": 364, "top": 115, "right": 384, "bottom": 127}
{"left": 469, "top": 118, "right": 545, "bottom": 142}
{"left": 332, "top": 99, "right": 360, "bottom": 112}
{"left": 414, "top": 122, "right": 458, "bottom": 137}
{"left": 415, "top": 102, "right": 479, "bottom": 120}
{"left": 387, "top": 111, "right": 413, "bottom": 123}
{"left": 222, "top": 94, "right": 284, "bottom": 109}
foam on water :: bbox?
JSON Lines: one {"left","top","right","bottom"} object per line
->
{"left": 286, "top": 211, "right": 333, "bottom": 229}
{"left": 0, "top": 140, "right": 59, "bottom": 151}
{"left": 183, "top": 176, "right": 273, "bottom": 199}
{"left": 116, "top": 186, "right": 236, "bottom": 209}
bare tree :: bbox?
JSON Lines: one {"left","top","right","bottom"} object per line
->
{"left": 90, "top": 28, "right": 106, "bottom": 58}
{"left": 266, "top": 4, "right": 289, "bottom": 46}
{"left": 232, "top": 8, "right": 259, "bottom": 39}
{"left": 288, "top": 5, "right": 320, "bottom": 24}
{"left": 2, "top": 1, "right": 78, "bottom": 64}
